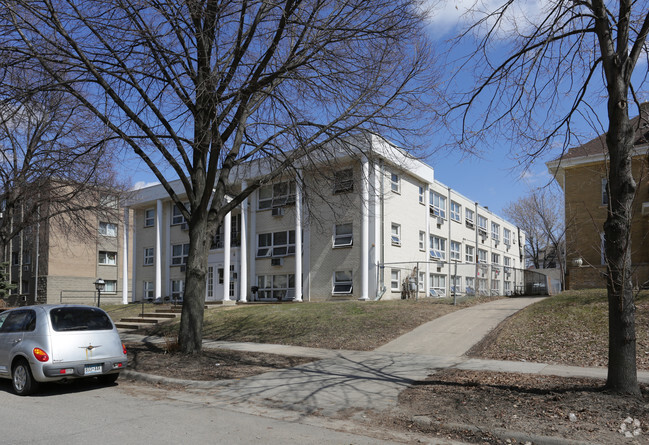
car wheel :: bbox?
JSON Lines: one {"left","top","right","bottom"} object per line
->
{"left": 97, "top": 373, "right": 119, "bottom": 385}
{"left": 12, "top": 359, "right": 38, "bottom": 396}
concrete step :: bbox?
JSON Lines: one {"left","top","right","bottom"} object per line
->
{"left": 115, "top": 322, "right": 146, "bottom": 330}
{"left": 119, "top": 317, "right": 160, "bottom": 324}
{"left": 141, "top": 313, "right": 177, "bottom": 319}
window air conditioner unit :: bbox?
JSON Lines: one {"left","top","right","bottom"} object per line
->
{"left": 180, "top": 265, "right": 186, "bottom": 272}
{"left": 181, "top": 222, "right": 189, "bottom": 231}
{"left": 436, "top": 217, "right": 443, "bottom": 227}
{"left": 271, "top": 207, "right": 284, "bottom": 217}
{"left": 271, "top": 258, "right": 283, "bottom": 266}
{"left": 23, "top": 265, "right": 30, "bottom": 272}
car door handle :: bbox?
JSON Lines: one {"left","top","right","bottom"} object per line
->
{"left": 12, "top": 339, "right": 21, "bottom": 344}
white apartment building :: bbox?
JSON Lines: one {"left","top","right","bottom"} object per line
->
{"left": 121, "top": 135, "right": 525, "bottom": 303}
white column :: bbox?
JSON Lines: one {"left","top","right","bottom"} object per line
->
{"left": 294, "top": 177, "right": 303, "bottom": 302}
{"left": 425, "top": 185, "right": 430, "bottom": 297}
{"left": 360, "top": 157, "right": 369, "bottom": 300}
{"left": 239, "top": 182, "right": 248, "bottom": 303}
{"left": 155, "top": 199, "right": 163, "bottom": 300}
{"left": 249, "top": 193, "right": 257, "bottom": 300}
{"left": 223, "top": 208, "right": 231, "bottom": 301}
{"left": 122, "top": 207, "right": 129, "bottom": 304}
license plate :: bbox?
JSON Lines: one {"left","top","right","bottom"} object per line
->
{"left": 84, "top": 364, "right": 102, "bottom": 375}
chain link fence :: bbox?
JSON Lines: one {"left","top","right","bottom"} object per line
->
{"left": 380, "top": 260, "right": 549, "bottom": 302}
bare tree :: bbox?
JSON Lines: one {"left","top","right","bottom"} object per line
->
{"left": 503, "top": 189, "right": 567, "bottom": 286}
{"left": 445, "top": 0, "right": 649, "bottom": 393}
{"left": 3, "top": 0, "right": 436, "bottom": 352}
{"left": 0, "top": 64, "right": 126, "bottom": 282}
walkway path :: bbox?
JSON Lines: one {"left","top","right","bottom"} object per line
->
{"left": 121, "top": 296, "right": 649, "bottom": 420}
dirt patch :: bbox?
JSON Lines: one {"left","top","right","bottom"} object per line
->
{"left": 125, "top": 342, "right": 314, "bottom": 380}
{"left": 382, "top": 369, "right": 649, "bottom": 444}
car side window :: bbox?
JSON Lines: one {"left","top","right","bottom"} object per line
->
{"left": 0, "top": 312, "right": 8, "bottom": 330}
{"left": 23, "top": 311, "right": 36, "bottom": 332}
{"left": 0, "top": 311, "right": 32, "bottom": 333}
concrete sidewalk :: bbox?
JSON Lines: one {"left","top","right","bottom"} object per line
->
{"left": 122, "top": 296, "right": 649, "bottom": 419}
{"left": 375, "top": 296, "right": 544, "bottom": 356}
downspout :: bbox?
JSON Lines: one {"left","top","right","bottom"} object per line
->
{"left": 380, "top": 159, "right": 385, "bottom": 291}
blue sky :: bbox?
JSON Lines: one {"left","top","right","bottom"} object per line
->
{"left": 125, "top": 0, "right": 646, "bottom": 218}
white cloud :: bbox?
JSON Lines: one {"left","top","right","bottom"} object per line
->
{"left": 424, "top": 0, "right": 548, "bottom": 38}
{"left": 132, "top": 180, "right": 160, "bottom": 190}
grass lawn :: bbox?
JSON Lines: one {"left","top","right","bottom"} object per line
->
{"left": 144, "top": 295, "right": 501, "bottom": 351}
{"left": 471, "top": 289, "right": 649, "bottom": 370}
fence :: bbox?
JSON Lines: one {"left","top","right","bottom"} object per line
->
{"left": 59, "top": 289, "right": 132, "bottom": 305}
{"left": 380, "top": 260, "right": 549, "bottom": 301}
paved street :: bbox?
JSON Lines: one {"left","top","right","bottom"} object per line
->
{"left": 0, "top": 379, "right": 454, "bottom": 445}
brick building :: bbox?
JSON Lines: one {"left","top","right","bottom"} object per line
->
{"left": 546, "top": 104, "right": 649, "bottom": 289}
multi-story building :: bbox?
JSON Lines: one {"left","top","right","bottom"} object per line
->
{"left": 6, "top": 196, "right": 132, "bottom": 305}
{"left": 546, "top": 104, "right": 649, "bottom": 289}
{"left": 125, "top": 135, "right": 525, "bottom": 302}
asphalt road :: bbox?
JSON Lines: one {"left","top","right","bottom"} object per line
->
{"left": 0, "top": 378, "right": 448, "bottom": 445}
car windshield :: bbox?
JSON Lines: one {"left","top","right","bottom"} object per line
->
{"left": 50, "top": 307, "right": 113, "bottom": 331}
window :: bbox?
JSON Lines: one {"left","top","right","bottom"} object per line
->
{"left": 390, "top": 172, "right": 400, "bottom": 193}
{"left": 333, "top": 223, "right": 353, "bottom": 247}
{"left": 491, "top": 253, "right": 500, "bottom": 265}
{"left": 491, "top": 279, "right": 500, "bottom": 293}
{"left": 11, "top": 252, "right": 18, "bottom": 266}
{"left": 504, "top": 256, "right": 512, "bottom": 274}
{"left": 477, "top": 215, "right": 488, "bottom": 232}
{"left": 257, "top": 233, "right": 273, "bottom": 257}
{"left": 258, "top": 181, "right": 296, "bottom": 210}
{"left": 504, "top": 280, "right": 512, "bottom": 293}
{"left": 450, "top": 201, "right": 461, "bottom": 222}
{"left": 104, "top": 280, "right": 117, "bottom": 293}
{"left": 478, "top": 249, "right": 488, "bottom": 264}
{"left": 430, "top": 274, "right": 446, "bottom": 296}
{"left": 600, "top": 232, "right": 606, "bottom": 265}
{"left": 144, "top": 247, "right": 154, "bottom": 266}
{"left": 143, "top": 281, "right": 154, "bottom": 300}
{"left": 504, "top": 228, "right": 511, "bottom": 246}
{"left": 602, "top": 178, "right": 608, "bottom": 205}
{"left": 98, "top": 251, "right": 117, "bottom": 265}
{"left": 332, "top": 271, "right": 353, "bottom": 294}
{"left": 100, "top": 194, "right": 118, "bottom": 209}
{"left": 429, "top": 192, "right": 446, "bottom": 218}
{"left": 172, "top": 203, "right": 188, "bottom": 225}
{"left": 23, "top": 252, "right": 31, "bottom": 265}
{"left": 465, "top": 245, "right": 475, "bottom": 263}
{"left": 450, "top": 241, "right": 461, "bottom": 261}
{"left": 465, "top": 208, "right": 475, "bottom": 227}
{"left": 419, "top": 231, "right": 426, "bottom": 251}
{"left": 418, "top": 186, "right": 425, "bottom": 204}
{"left": 99, "top": 222, "right": 117, "bottom": 237}
{"left": 390, "top": 269, "right": 401, "bottom": 290}
{"left": 451, "top": 275, "right": 462, "bottom": 293}
{"left": 257, "top": 274, "right": 295, "bottom": 300}
{"left": 429, "top": 236, "right": 446, "bottom": 260}
{"left": 465, "top": 277, "right": 475, "bottom": 292}
{"left": 207, "top": 266, "right": 214, "bottom": 298}
{"left": 171, "top": 280, "right": 184, "bottom": 300}
{"left": 391, "top": 223, "right": 401, "bottom": 246}
{"left": 144, "top": 209, "right": 155, "bottom": 227}
{"left": 171, "top": 243, "right": 189, "bottom": 265}
{"left": 334, "top": 169, "right": 354, "bottom": 193}
{"left": 257, "top": 230, "right": 296, "bottom": 257}
{"left": 491, "top": 222, "right": 500, "bottom": 242}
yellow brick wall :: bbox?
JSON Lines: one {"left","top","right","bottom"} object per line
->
{"left": 564, "top": 156, "right": 649, "bottom": 288}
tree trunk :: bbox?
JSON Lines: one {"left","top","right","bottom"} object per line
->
{"left": 604, "top": 96, "right": 639, "bottom": 395}
{"left": 177, "top": 211, "right": 211, "bottom": 354}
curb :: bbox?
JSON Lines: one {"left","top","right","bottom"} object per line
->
{"left": 121, "top": 370, "right": 230, "bottom": 389}
{"left": 411, "top": 415, "right": 600, "bottom": 445}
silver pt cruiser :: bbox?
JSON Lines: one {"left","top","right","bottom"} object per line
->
{"left": 0, "top": 304, "right": 127, "bottom": 395}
